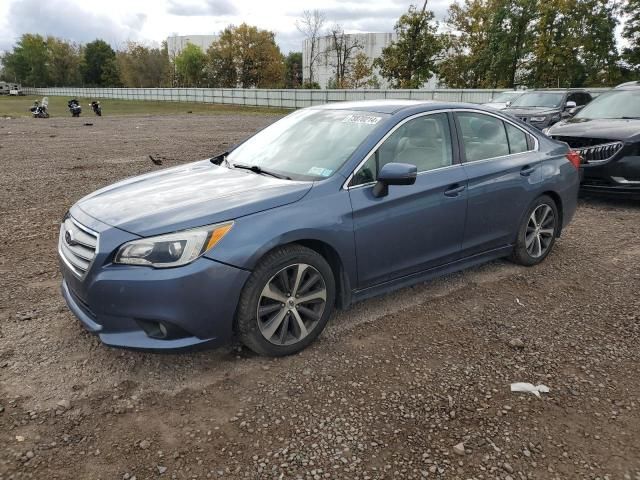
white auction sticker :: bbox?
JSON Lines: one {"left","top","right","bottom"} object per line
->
{"left": 342, "top": 114, "right": 382, "bottom": 125}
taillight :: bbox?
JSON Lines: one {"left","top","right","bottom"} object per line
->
{"left": 566, "top": 150, "right": 582, "bottom": 169}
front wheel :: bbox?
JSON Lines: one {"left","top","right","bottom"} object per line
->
{"left": 510, "top": 195, "right": 559, "bottom": 266}
{"left": 235, "top": 245, "right": 335, "bottom": 356}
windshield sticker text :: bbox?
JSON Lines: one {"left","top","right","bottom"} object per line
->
{"left": 342, "top": 114, "right": 382, "bottom": 125}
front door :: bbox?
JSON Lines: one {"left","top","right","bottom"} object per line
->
{"left": 347, "top": 112, "right": 468, "bottom": 289}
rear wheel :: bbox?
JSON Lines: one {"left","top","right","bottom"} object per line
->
{"left": 236, "top": 245, "right": 335, "bottom": 356}
{"left": 510, "top": 195, "right": 559, "bottom": 266}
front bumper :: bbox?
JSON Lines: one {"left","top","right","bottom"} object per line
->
{"left": 59, "top": 209, "right": 250, "bottom": 350}
{"left": 580, "top": 154, "right": 640, "bottom": 199}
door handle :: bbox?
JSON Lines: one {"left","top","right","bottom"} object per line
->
{"left": 520, "top": 165, "right": 536, "bottom": 177}
{"left": 444, "top": 184, "right": 466, "bottom": 197}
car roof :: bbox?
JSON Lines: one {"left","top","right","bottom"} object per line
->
{"left": 310, "top": 99, "right": 485, "bottom": 115}
{"left": 614, "top": 81, "right": 640, "bottom": 90}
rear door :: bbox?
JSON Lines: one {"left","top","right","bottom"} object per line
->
{"left": 454, "top": 110, "right": 542, "bottom": 257}
{"left": 348, "top": 112, "right": 468, "bottom": 289}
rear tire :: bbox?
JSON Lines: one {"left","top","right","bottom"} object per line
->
{"left": 510, "top": 195, "right": 559, "bottom": 266}
{"left": 236, "top": 245, "right": 335, "bottom": 356}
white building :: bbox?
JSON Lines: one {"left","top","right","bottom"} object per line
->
{"left": 167, "top": 35, "right": 218, "bottom": 57}
{"left": 303, "top": 33, "right": 440, "bottom": 89}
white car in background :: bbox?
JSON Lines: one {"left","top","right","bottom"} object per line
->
{"left": 483, "top": 91, "right": 526, "bottom": 110}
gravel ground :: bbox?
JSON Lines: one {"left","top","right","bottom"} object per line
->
{"left": 0, "top": 113, "right": 639, "bottom": 480}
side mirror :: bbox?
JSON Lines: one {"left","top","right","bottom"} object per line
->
{"left": 372, "top": 162, "right": 417, "bottom": 198}
{"left": 564, "top": 101, "right": 577, "bottom": 111}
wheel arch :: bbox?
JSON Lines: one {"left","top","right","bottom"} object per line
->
{"left": 541, "top": 190, "right": 564, "bottom": 236}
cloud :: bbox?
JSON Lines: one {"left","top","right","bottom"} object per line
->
{"left": 167, "top": 0, "right": 237, "bottom": 16}
{"left": 1, "top": 0, "right": 146, "bottom": 49}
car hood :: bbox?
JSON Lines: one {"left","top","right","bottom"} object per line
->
{"left": 547, "top": 117, "right": 640, "bottom": 141}
{"left": 76, "top": 160, "right": 313, "bottom": 236}
{"left": 503, "top": 107, "right": 561, "bottom": 117}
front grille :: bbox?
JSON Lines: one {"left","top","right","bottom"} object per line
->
{"left": 517, "top": 116, "right": 529, "bottom": 123}
{"left": 552, "top": 136, "right": 623, "bottom": 164}
{"left": 59, "top": 217, "right": 99, "bottom": 277}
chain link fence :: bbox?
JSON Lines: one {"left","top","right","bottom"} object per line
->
{"left": 23, "top": 87, "right": 610, "bottom": 109}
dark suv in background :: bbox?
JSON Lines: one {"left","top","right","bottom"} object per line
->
{"left": 546, "top": 83, "right": 640, "bottom": 198}
{"left": 503, "top": 90, "right": 593, "bottom": 130}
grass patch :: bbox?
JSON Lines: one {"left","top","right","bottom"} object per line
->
{"left": 0, "top": 95, "right": 290, "bottom": 118}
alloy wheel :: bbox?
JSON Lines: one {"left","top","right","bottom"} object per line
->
{"left": 525, "top": 204, "right": 555, "bottom": 258}
{"left": 257, "top": 263, "right": 327, "bottom": 345}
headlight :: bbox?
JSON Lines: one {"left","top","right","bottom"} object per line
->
{"left": 541, "top": 127, "right": 551, "bottom": 136}
{"left": 530, "top": 116, "right": 546, "bottom": 122}
{"left": 114, "top": 221, "right": 233, "bottom": 268}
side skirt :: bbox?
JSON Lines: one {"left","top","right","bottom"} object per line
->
{"left": 350, "top": 245, "right": 513, "bottom": 305}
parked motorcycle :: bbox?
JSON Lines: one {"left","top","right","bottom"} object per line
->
{"left": 68, "top": 99, "right": 82, "bottom": 117}
{"left": 90, "top": 100, "right": 102, "bottom": 116}
{"left": 30, "top": 97, "right": 50, "bottom": 118}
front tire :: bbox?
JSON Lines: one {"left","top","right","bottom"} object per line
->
{"left": 510, "top": 195, "right": 559, "bottom": 266}
{"left": 236, "top": 245, "right": 335, "bottom": 356}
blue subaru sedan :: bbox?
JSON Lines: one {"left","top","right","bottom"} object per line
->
{"left": 59, "top": 100, "right": 580, "bottom": 356}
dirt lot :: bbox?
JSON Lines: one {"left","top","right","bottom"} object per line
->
{"left": 0, "top": 112, "right": 639, "bottom": 480}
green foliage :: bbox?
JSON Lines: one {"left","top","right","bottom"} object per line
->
{"left": 117, "top": 42, "right": 170, "bottom": 87}
{"left": 374, "top": 3, "right": 444, "bottom": 88}
{"left": 440, "top": 0, "right": 621, "bottom": 88}
{"left": 175, "top": 43, "right": 207, "bottom": 87}
{"left": 206, "top": 24, "right": 285, "bottom": 88}
{"left": 82, "top": 39, "right": 117, "bottom": 86}
{"left": 346, "top": 52, "right": 376, "bottom": 88}
{"left": 1, "top": 34, "right": 50, "bottom": 86}
{"left": 45, "top": 37, "right": 82, "bottom": 86}
{"left": 285, "top": 52, "right": 303, "bottom": 88}
{"left": 623, "top": 0, "right": 640, "bottom": 74}
{"left": 301, "top": 81, "right": 321, "bottom": 89}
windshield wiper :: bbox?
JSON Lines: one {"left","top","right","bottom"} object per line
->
{"left": 232, "top": 163, "right": 291, "bottom": 180}
{"left": 621, "top": 116, "right": 640, "bottom": 120}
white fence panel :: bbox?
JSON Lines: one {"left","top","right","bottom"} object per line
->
{"left": 23, "top": 86, "right": 612, "bottom": 110}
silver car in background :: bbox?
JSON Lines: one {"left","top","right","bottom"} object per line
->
{"left": 483, "top": 91, "right": 527, "bottom": 110}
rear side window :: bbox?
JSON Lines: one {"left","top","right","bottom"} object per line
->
{"left": 505, "top": 122, "right": 529, "bottom": 154}
{"left": 457, "top": 112, "right": 510, "bottom": 162}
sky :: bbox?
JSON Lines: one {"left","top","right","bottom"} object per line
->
{"left": 0, "top": 0, "right": 453, "bottom": 54}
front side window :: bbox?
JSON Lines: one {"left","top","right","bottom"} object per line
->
{"left": 350, "top": 113, "right": 453, "bottom": 187}
{"left": 457, "top": 112, "right": 510, "bottom": 162}
{"left": 227, "top": 109, "right": 388, "bottom": 181}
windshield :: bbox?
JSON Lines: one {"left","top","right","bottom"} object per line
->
{"left": 511, "top": 92, "right": 564, "bottom": 108}
{"left": 491, "top": 92, "right": 521, "bottom": 103}
{"left": 227, "top": 109, "right": 387, "bottom": 181}
{"left": 575, "top": 90, "right": 640, "bottom": 119}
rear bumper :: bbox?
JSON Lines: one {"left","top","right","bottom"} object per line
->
{"left": 60, "top": 255, "right": 250, "bottom": 351}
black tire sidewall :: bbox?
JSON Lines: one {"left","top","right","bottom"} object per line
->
{"left": 512, "top": 195, "right": 559, "bottom": 266}
{"left": 236, "top": 246, "right": 336, "bottom": 356}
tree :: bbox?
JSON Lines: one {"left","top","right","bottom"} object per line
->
{"left": 296, "top": 10, "right": 326, "bottom": 85}
{"left": 118, "top": 42, "right": 170, "bottom": 87}
{"left": 526, "top": 0, "right": 619, "bottom": 87}
{"left": 82, "top": 39, "right": 117, "bottom": 86}
{"left": 325, "top": 25, "right": 363, "bottom": 88}
{"left": 206, "top": 24, "right": 285, "bottom": 88}
{"left": 175, "top": 43, "right": 207, "bottom": 87}
{"left": 346, "top": 52, "right": 375, "bottom": 88}
{"left": 1, "top": 34, "right": 49, "bottom": 86}
{"left": 374, "top": 2, "right": 443, "bottom": 88}
{"left": 284, "top": 52, "right": 303, "bottom": 88}
{"left": 439, "top": 0, "right": 537, "bottom": 88}
{"left": 623, "top": 0, "right": 640, "bottom": 72}
{"left": 46, "top": 37, "right": 82, "bottom": 86}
